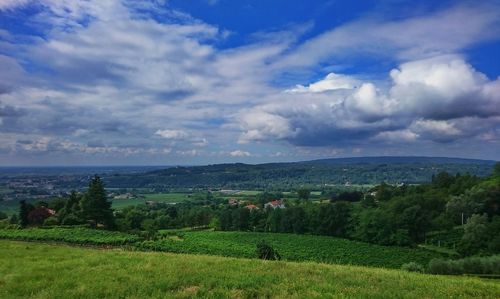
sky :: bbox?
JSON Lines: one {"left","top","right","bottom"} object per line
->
{"left": 0, "top": 0, "right": 499, "bottom": 166}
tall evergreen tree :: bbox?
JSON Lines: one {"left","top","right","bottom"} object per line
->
{"left": 19, "top": 200, "right": 34, "bottom": 227}
{"left": 80, "top": 176, "right": 115, "bottom": 228}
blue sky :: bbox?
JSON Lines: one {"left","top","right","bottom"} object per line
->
{"left": 0, "top": 0, "right": 499, "bottom": 166}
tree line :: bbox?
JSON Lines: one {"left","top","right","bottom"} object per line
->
{"left": 4, "top": 163, "right": 500, "bottom": 258}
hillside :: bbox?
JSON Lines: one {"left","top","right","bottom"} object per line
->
{"left": 138, "top": 230, "right": 442, "bottom": 269}
{"left": 1, "top": 240, "right": 499, "bottom": 298}
{"left": 102, "top": 156, "right": 496, "bottom": 189}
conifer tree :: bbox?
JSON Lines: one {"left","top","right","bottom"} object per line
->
{"left": 80, "top": 176, "right": 115, "bottom": 228}
{"left": 19, "top": 200, "right": 34, "bottom": 227}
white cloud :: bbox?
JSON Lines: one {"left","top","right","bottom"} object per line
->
{"left": 390, "top": 55, "right": 498, "bottom": 119}
{"left": 155, "top": 129, "right": 189, "bottom": 140}
{"left": 276, "top": 3, "right": 500, "bottom": 68}
{"left": 0, "top": 0, "right": 30, "bottom": 11}
{"left": 285, "top": 73, "right": 359, "bottom": 93}
{"left": 229, "top": 150, "right": 251, "bottom": 157}
{"left": 238, "top": 55, "right": 500, "bottom": 146}
{"left": 374, "top": 130, "right": 418, "bottom": 142}
{"left": 1, "top": 0, "right": 499, "bottom": 163}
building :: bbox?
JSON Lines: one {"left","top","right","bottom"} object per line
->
{"left": 264, "top": 199, "right": 285, "bottom": 209}
{"left": 245, "top": 204, "right": 259, "bottom": 210}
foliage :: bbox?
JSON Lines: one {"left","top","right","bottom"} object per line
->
{"left": 27, "top": 207, "right": 53, "bottom": 225}
{"left": 0, "top": 227, "right": 140, "bottom": 245}
{"left": 297, "top": 188, "right": 311, "bottom": 200}
{"left": 425, "top": 228, "right": 463, "bottom": 249}
{"left": 428, "top": 255, "right": 500, "bottom": 275}
{"left": 19, "top": 200, "right": 34, "bottom": 227}
{"left": 136, "top": 231, "right": 443, "bottom": 269}
{"left": 256, "top": 240, "right": 281, "bottom": 260}
{"left": 43, "top": 216, "right": 59, "bottom": 226}
{"left": 101, "top": 157, "right": 495, "bottom": 189}
{"left": 401, "top": 262, "right": 425, "bottom": 273}
{"left": 80, "top": 176, "right": 115, "bottom": 228}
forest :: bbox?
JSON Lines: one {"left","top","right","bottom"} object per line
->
{"left": 100, "top": 156, "right": 495, "bottom": 189}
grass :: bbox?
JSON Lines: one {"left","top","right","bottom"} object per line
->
{"left": 138, "top": 230, "right": 443, "bottom": 269}
{"left": 142, "top": 193, "right": 192, "bottom": 202}
{"left": 1, "top": 240, "right": 499, "bottom": 298}
{"left": 111, "top": 192, "right": 192, "bottom": 209}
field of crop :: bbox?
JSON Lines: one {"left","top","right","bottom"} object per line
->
{"left": 142, "top": 193, "right": 193, "bottom": 202}
{"left": 1, "top": 240, "right": 498, "bottom": 298}
{"left": 0, "top": 227, "right": 141, "bottom": 245}
{"left": 111, "top": 192, "right": 192, "bottom": 209}
{"left": 137, "top": 231, "right": 443, "bottom": 269}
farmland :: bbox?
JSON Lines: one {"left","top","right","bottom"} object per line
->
{"left": 0, "top": 227, "right": 140, "bottom": 245}
{"left": 137, "top": 230, "right": 443, "bottom": 269}
{"left": 1, "top": 240, "right": 499, "bottom": 299}
{"left": 111, "top": 192, "right": 193, "bottom": 209}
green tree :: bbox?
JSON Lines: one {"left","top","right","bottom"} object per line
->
{"left": 297, "top": 188, "right": 311, "bottom": 201}
{"left": 9, "top": 214, "right": 18, "bottom": 225}
{"left": 19, "top": 200, "right": 34, "bottom": 227}
{"left": 209, "top": 217, "right": 220, "bottom": 230}
{"left": 458, "top": 214, "right": 489, "bottom": 256}
{"left": 256, "top": 240, "right": 281, "bottom": 260}
{"left": 493, "top": 162, "right": 500, "bottom": 177}
{"left": 80, "top": 176, "right": 115, "bottom": 228}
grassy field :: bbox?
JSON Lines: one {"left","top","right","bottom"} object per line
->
{"left": 138, "top": 230, "right": 443, "bottom": 269}
{"left": 142, "top": 193, "right": 193, "bottom": 202}
{"left": 1, "top": 240, "right": 499, "bottom": 298}
{"left": 111, "top": 192, "right": 192, "bottom": 209}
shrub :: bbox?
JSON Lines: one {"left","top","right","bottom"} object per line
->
{"left": 256, "top": 240, "right": 281, "bottom": 260}
{"left": 43, "top": 217, "right": 59, "bottom": 226}
{"left": 61, "top": 214, "right": 81, "bottom": 225}
{"left": 401, "top": 262, "right": 424, "bottom": 273}
{"left": 428, "top": 259, "right": 457, "bottom": 275}
{"left": 428, "top": 255, "right": 500, "bottom": 275}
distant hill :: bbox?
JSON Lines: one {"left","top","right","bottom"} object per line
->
{"left": 305, "top": 156, "right": 496, "bottom": 165}
{"left": 102, "top": 156, "right": 497, "bottom": 189}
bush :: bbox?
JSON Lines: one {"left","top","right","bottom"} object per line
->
{"left": 256, "top": 240, "right": 281, "bottom": 260}
{"left": 428, "top": 255, "right": 500, "bottom": 275}
{"left": 43, "top": 217, "right": 59, "bottom": 226}
{"left": 401, "top": 262, "right": 424, "bottom": 273}
{"left": 61, "top": 214, "right": 81, "bottom": 225}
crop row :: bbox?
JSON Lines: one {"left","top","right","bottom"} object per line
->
{"left": 136, "top": 231, "right": 443, "bottom": 268}
{"left": 0, "top": 227, "right": 141, "bottom": 245}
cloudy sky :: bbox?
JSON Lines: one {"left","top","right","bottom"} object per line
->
{"left": 0, "top": 0, "right": 499, "bottom": 166}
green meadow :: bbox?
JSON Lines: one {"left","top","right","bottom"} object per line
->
{"left": 1, "top": 240, "right": 499, "bottom": 298}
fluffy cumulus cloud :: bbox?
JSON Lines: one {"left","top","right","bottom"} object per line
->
{"left": 238, "top": 55, "right": 500, "bottom": 147}
{"left": 0, "top": 0, "right": 499, "bottom": 165}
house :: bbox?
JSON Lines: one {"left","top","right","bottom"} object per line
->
{"left": 264, "top": 199, "right": 285, "bottom": 209}
{"left": 245, "top": 204, "right": 259, "bottom": 210}
{"left": 228, "top": 198, "right": 239, "bottom": 206}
